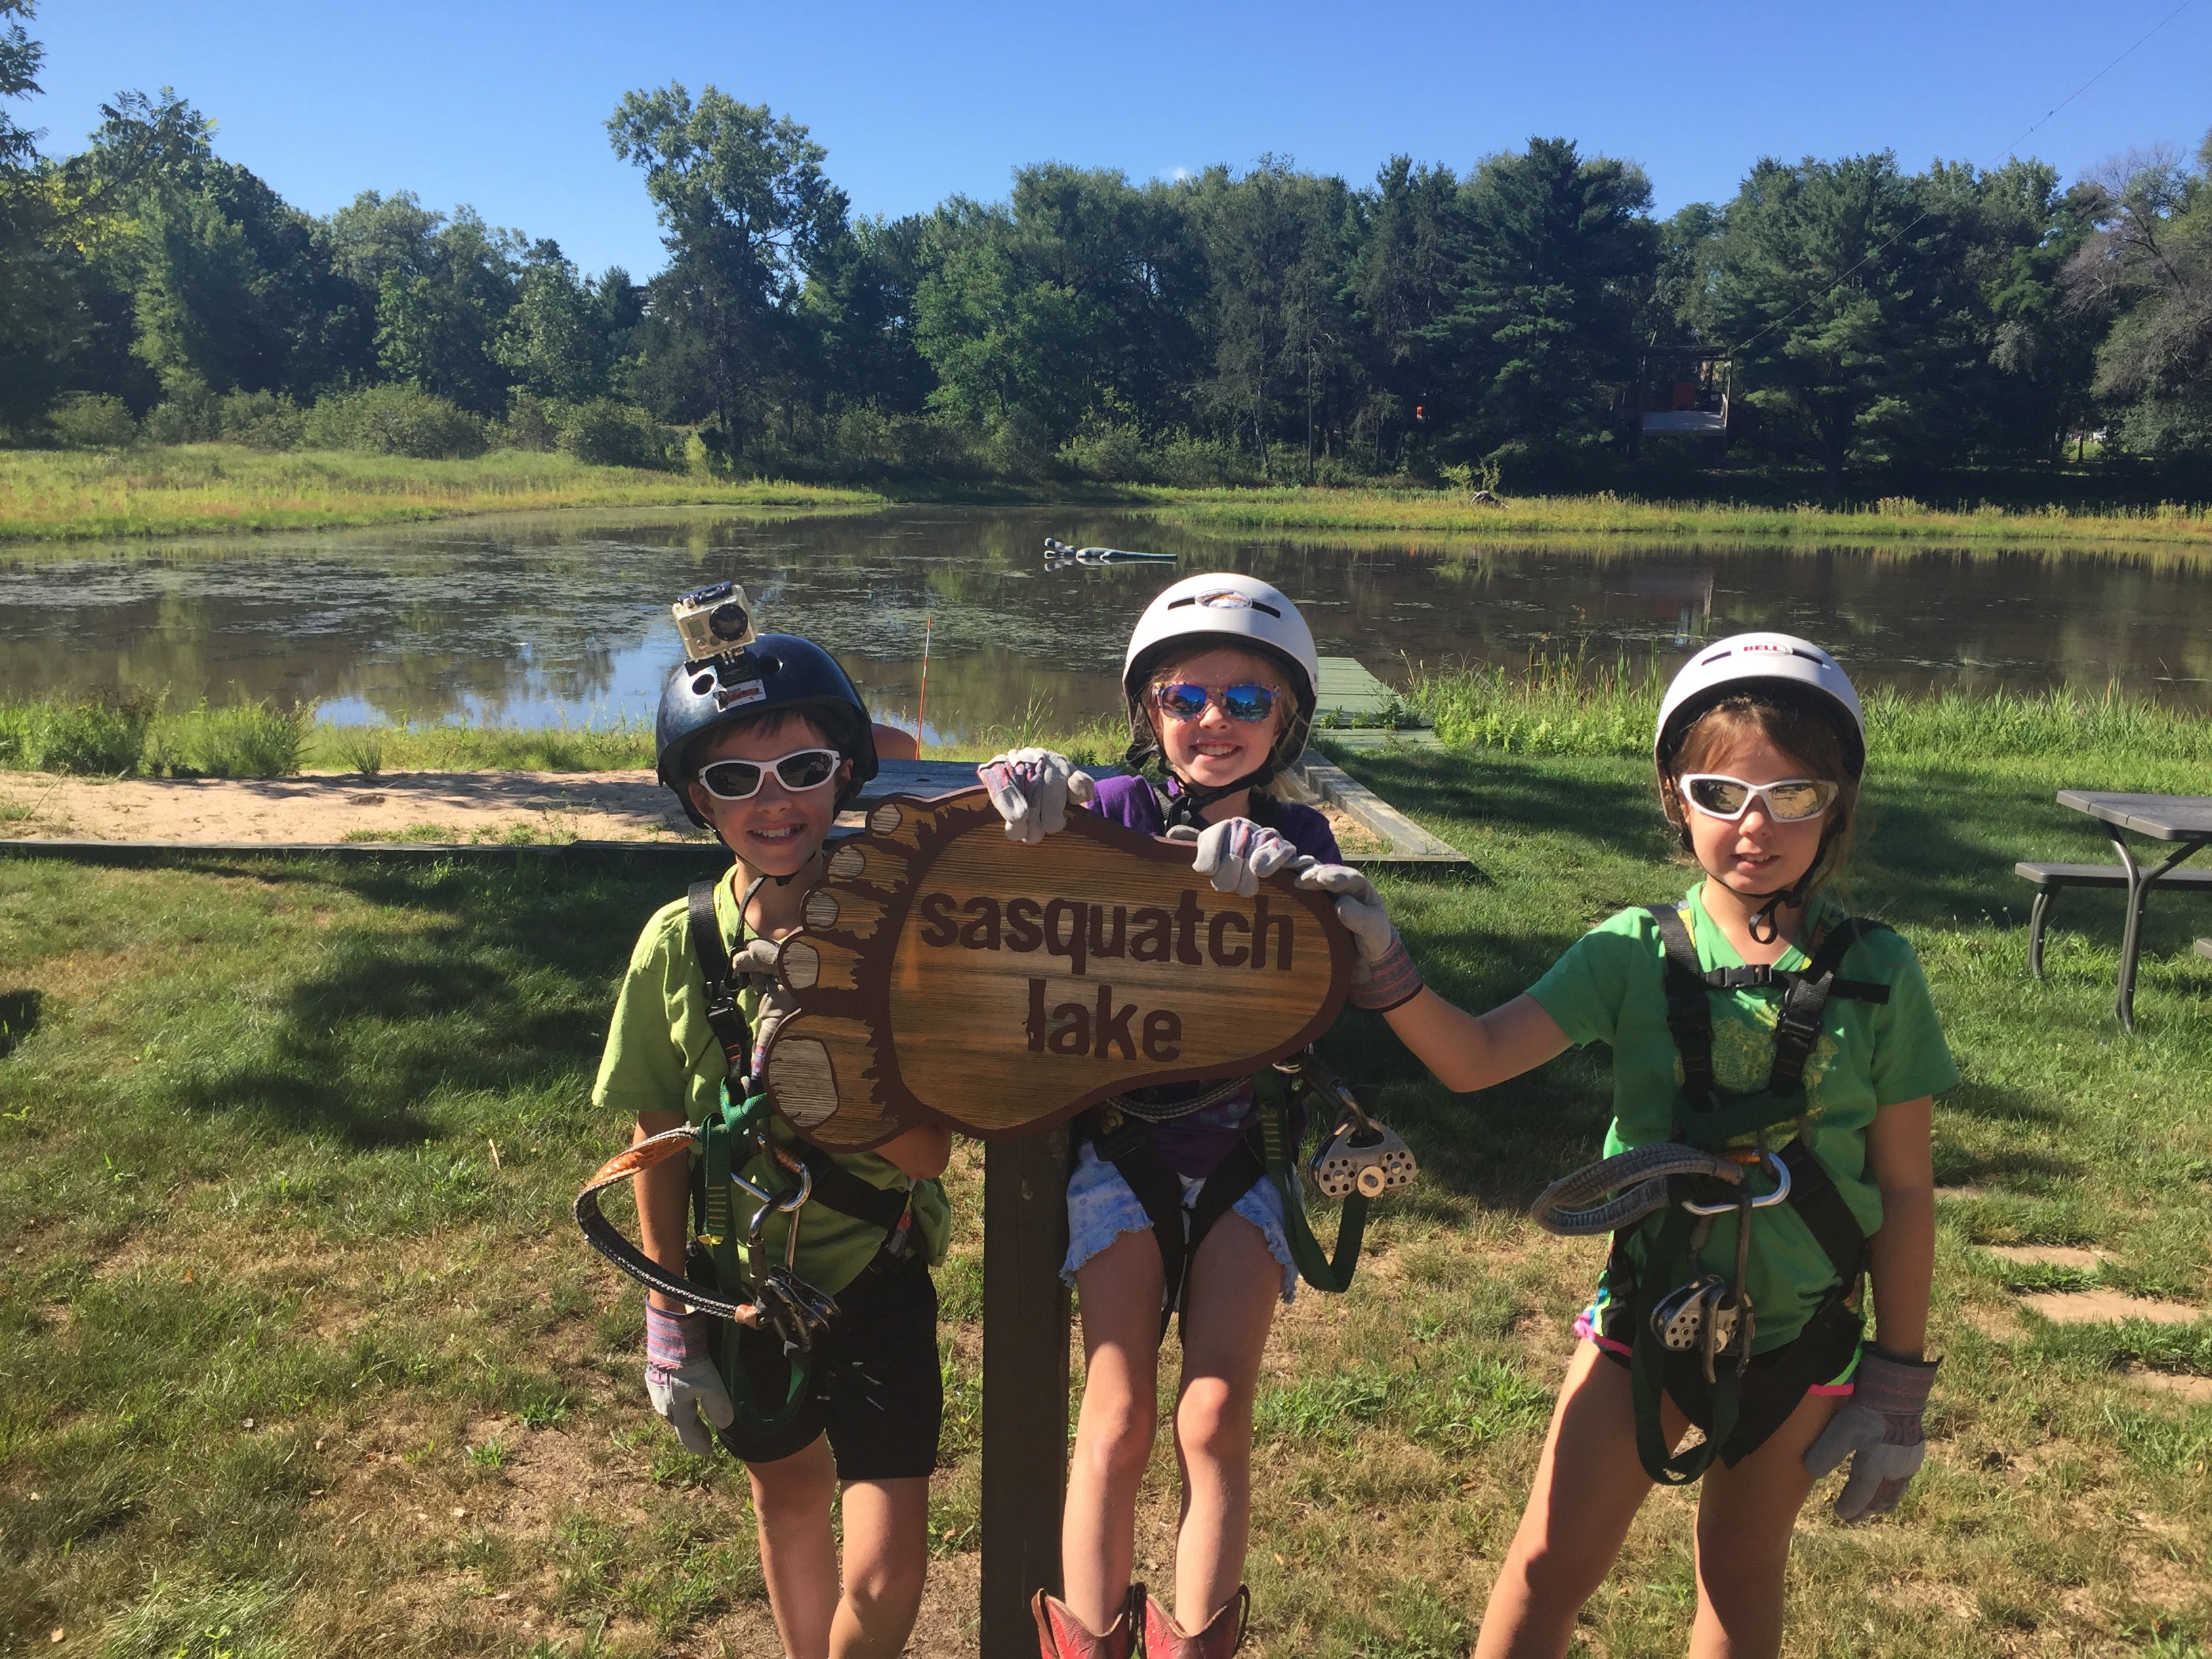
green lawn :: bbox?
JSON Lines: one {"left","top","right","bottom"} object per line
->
{"left": 2, "top": 718, "right": 2209, "bottom": 1654}
{"left": 0, "top": 447, "right": 882, "bottom": 542}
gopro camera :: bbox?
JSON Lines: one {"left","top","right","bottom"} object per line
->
{"left": 672, "top": 581, "right": 758, "bottom": 663}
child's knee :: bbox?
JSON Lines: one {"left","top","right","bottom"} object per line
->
{"left": 1174, "top": 1375, "right": 1254, "bottom": 1465}
{"left": 845, "top": 1549, "right": 927, "bottom": 1626}
{"left": 1078, "top": 1393, "right": 1158, "bottom": 1483}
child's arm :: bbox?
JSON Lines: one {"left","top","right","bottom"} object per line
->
{"left": 1862, "top": 1095, "right": 1936, "bottom": 1356}
{"left": 632, "top": 1109, "right": 729, "bottom": 1316}
{"left": 1378, "top": 989, "right": 1574, "bottom": 1094}
{"left": 877, "top": 1122, "right": 954, "bottom": 1181}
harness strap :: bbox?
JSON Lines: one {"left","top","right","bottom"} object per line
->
{"left": 1774, "top": 1136, "right": 1868, "bottom": 1287}
{"left": 1257, "top": 1067, "right": 1368, "bottom": 1294}
{"left": 1092, "top": 1109, "right": 1266, "bottom": 1338}
{"left": 1626, "top": 1205, "right": 1736, "bottom": 1486}
{"left": 687, "top": 879, "right": 755, "bottom": 1076}
{"left": 1647, "top": 904, "right": 1719, "bottom": 1112}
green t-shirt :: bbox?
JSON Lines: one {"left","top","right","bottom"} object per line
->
{"left": 1527, "top": 883, "right": 1959, "bottom": 1351}
{"left": 591, "top": 867, "right": 951, "bottom": 1295}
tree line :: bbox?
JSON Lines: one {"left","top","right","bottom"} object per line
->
{"left": 2, "top": 1, "right": 2207, "bottom": 489}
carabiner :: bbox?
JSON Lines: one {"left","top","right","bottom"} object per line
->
{"left": 1678, "top": 1149, "right": 1793, "bottom": 1216}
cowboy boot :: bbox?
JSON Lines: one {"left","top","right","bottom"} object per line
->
{"left": 1143, "top": 1584, "right": 1250, "bottom": 1658}
{"left": 1031, "top": 1584, "right": 1144, "bottom": 1659}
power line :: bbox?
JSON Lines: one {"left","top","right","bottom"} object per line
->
{"left": 1727, "top": 0, "right": 2198, "bottom": 356}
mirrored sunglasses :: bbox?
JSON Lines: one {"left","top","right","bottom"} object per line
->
{"left": 1678, "top": 773, "right": 1839, "bottom": 823}
{"left": 696, "top": 747, "right": 842, "bottom": 800}
{"left": 1151, "top": 681, "right": 1279, "bottom": 723}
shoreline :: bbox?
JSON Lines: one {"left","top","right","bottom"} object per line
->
{"left": 4, "top": 444, "right": 2210, "bottom": 548}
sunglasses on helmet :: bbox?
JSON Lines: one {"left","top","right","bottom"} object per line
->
{"left": 1151, "top": 681, "right": 1281, "bottom": 723}
{"left": 695, "top": 747, "right": 842, "bottom": 800}
{"left": 1677, "top": 773, "right": 1839, "bottom": 823}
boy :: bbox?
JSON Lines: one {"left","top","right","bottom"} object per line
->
{"left": 593, "top": 626, "right": 954, "bottom": 1659}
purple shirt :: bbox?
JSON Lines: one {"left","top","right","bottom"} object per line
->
{"left": 1084, "top": 777, "right": 1340, "bottom": 1176}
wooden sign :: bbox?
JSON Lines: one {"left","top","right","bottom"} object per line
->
{"left": 760, "top": 789, "right": 1353, "bottom": 1149}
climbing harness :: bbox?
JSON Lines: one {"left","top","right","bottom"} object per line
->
{"left": 1086, "top": 1048, "right": 1416, "bottom": 1334}
{"left": 575, "top": 878, "right": 916, "bottom": 1441}
{"left": 1531, "top": 901, "right": 1891, "bottom": 1483}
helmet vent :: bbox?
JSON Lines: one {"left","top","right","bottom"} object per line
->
{"left": 690, "top": 672, "right": 715, "bottom": 695}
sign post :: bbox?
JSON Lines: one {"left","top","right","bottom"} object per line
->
{"left": 979, "top": 1129, "right": 1070, "bottom": 1657}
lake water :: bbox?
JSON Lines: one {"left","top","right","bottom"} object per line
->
{"left": 3, "top": 504, "right": 2209, "bottom": 741}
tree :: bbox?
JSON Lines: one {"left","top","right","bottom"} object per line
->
{"left": 327, "top": 194, "right": 522, "bottom": 413}
{"left": 496, "top": 239, "right": 617, "bottom": 403}
{"left": 1346, "top": 155, "right": 1458, "bottom": 467}
{"left": 607, "top": 85, "right": 845, "bottom": 453}
{"left": 2066, "top": 136, "right": 2212, "bottom": 466}
{"left": 0, "top": 0, "right": 59, "bottom": 425}
{"left": 1419, "top": 138, "right": 1657, "bottom": 469}
{"left": 1696, "top": 152, "right": 1988, "bottom": 483}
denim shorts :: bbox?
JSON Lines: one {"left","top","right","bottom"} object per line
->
{"left": 1062, "top": 1140, "right": 1299, "bottom": 1305}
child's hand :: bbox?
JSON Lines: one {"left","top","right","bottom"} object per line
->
{"left": 644, "top": 1303, "right": 736, "bottom": 1454}
{"left": 1296, "top": 863, "right": 1425, "bottom": 1010}
{"left": 1174, "top": 816, "right": 1306, "bottom": 897}
{"left": 977, "top": 748, "right": 1096, "bottom": 842}
{"left": 1803, "top": 1348, "right": 1939, "bottom": 1521}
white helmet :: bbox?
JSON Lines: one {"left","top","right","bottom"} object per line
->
{"left": 1122, "top": 571, "right": 1321, "bottom": 785}
{"left": 1654, "top": 632, "right": 1866, "bottom": 779}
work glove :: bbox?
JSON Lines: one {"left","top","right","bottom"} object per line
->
{"left": 1171, "top": 816, "right": 1306, "bottom": 897}
{"left": 644, "top": 1303, "right": 735, "bottom": 1456}
{"left": 1296, "top": 863, "right": 1425, "bottom": 1010}
{"left": 733, "top": 937, "right": 798, "bottom": 1076}
{"left": 1803, "top": 1347, "right": 1939, "bottom": 1522}
{"left": 977, "top": 748, "right": 1095, "bottom": 842}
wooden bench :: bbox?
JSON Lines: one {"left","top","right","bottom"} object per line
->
{"left": 2015, "top": 861, "right": 2212, "bottom": 977}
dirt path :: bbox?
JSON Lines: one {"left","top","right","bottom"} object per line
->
{"left": 0, "top": 770, "right": 703, "bottom": 845}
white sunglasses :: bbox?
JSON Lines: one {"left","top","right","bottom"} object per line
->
{"left": 695, "top": 747, "right": 842, "bottom": 800}
{"left": 1677, "top": 773, "right": 1839, "bottom": 823}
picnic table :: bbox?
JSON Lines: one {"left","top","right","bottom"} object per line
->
{"left": 2044, "top": 792, "right": 2212, "bottom": 1030}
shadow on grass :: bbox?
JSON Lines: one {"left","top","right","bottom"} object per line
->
{"left": 0, "top": 987, "right": 40, "bottom": 1059}
{"left": 155, "top": 853, "right": 689, "bottom": 1148}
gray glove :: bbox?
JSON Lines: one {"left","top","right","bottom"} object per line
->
{"left": 977, "top": 748, "right": 1096, "bottom": 842}
{"left": 1803, "top": 1348, "right": 1939, "bottom": 1521}
{"left": 734, "top": 937, "right": 796, "bottom": 1075}
{"left": 644, "top": 1304, "right": 734, "bottom": 1455}
{"left": 1174, "top": 816, "right": 1306, "bottom": 897}
{"left": 1296, "top": 863, "right": 1425, "bottom": 1010}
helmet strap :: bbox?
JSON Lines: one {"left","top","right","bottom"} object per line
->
{"left": 1743, "top": 817, "right": 1840, "bottom": 945}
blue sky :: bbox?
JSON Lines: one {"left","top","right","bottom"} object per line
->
{"left": 18, "top": 0, "right": 2211, "bottom": 279}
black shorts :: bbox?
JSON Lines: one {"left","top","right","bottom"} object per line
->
{"left": 1591, "top": 1281, "right": 1862, "bottom": 1467}
{"left": 715, "top": 1252, "right": 943, "bottom": 1481}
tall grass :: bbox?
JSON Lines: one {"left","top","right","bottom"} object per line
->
{"left": 0, "top": 694, "right": 314, "bottom": 778}
{"left": 1397, "top": 656, "right": 2212, "bottom": 771}
{"left": 0, "top": 445, "right": 884, "bottom": 542}
{"left": 1156, "top": 486, "right": 2212, "bottom": 547}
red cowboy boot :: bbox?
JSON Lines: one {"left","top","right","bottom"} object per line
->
{"left": 1143, "top": 1584, "right": 1250, "bottom": 1658}
{"left": 1032, "top": 1584, "right": 1145, "bottom": 1659}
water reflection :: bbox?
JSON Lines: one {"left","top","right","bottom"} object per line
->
{"left": 2, "top": 505, "right": 2208, "bottom": 738}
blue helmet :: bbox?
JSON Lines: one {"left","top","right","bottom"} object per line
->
{"left": 655, "top": 632, "right": 879, "bottom": 827}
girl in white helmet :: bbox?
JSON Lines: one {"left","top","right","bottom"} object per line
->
{"left": 980, "top": 573, "right": 1422, "bottom": 1659}
{"left": 1345, "top": 634, "right": 1954, "bottom": 1658}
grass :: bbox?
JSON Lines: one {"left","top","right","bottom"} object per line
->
{"left": 0, "top": 446, "right": 883, "bottom": 541}
{"left": 2, "top": 684, "right": 2211, "bottom": 1653}
{"left": 7, "top": 445, "right": 2212, "bottom": 550}
{"left": 1153, "top": 485, "right": 2212, "bottom": 547}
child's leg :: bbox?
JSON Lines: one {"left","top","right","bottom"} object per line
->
{"left": 1063, "top": 1228, "right": 1167, "bottom": 1630}
{"left": 1474, "top": 1343, "right": 1668, "bottom": 1659}
{"left": 747, "top": 1435, "right": 840, "bottom": 1659}
{"left": 828, "top": 1475, "right": 933, "bottom": 1659}
{"left": 1685, "top": 1387, "right": 1843, "bottom": 1659}
{"left": 1168, "top": 1210, "right": 1281, "bottom": 1629}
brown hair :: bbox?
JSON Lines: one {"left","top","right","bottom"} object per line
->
{"left": 1658, "top": 685, "right": 1860, "bottom": 893}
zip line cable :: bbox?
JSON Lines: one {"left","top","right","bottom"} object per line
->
{"left": 1722, "top": 0, "right": 2199, "bottom": 359}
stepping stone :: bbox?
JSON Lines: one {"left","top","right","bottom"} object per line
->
{"left": 2016, "top": 1289, "right": 2204, "bottom": 1326}
{"left": 1980, "top": 1244, "right": 2103, "bottom": 1270}
{"left": 2125, "top": 1368, "right": 2212, "bottom": 1405}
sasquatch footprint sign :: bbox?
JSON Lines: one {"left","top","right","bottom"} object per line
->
{"left": 760, "top": 790, "right": 1354, "bottom": 1149}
